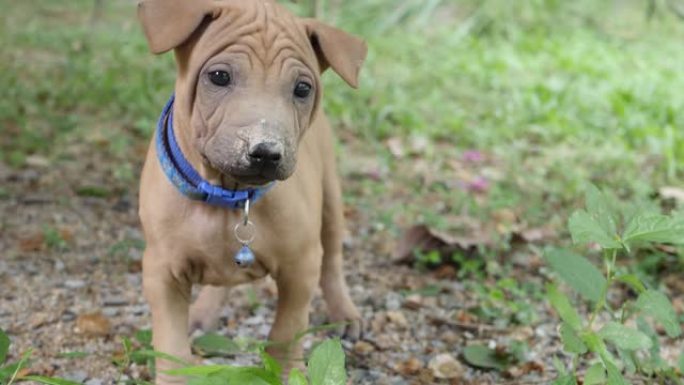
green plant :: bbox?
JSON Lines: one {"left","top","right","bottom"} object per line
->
{"left": 545, "top": 185, "right": 684, "bottom": 384}
{"left": 168, "top": 339, "right": 347, "bottom": 385}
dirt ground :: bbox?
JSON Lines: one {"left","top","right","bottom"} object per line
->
{"left": 1, "top": 141, "right": 682, "bottom": 385}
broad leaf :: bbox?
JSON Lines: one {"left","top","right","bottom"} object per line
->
{"left": 192, "top": 333, "right": 241, "bottom": 357}
{"left": 583, "top": 332, "right": 616, "bottom": 367}
{"left": 221, "top": 367, "right": 280, "bottom": 385}
{"left": 635, "top": 290, "right": 681, "bottom": 338}
{"left": 585, "top": 184, "right": 619, "bottom": 240}
{"left": 551, "top": 374, "right": 577, "bottom": 385}
{"left": 545, "top": 249, "right": 606, "bottom": 303}
{"left": 166, "top": 365, "right": 228, "bottom": 376}
{"left": 130, "top": 349, "right": 189, "bottom": 366}
{"left": 559, "top": 323, "right": 587, "bottom": 354}
{"left": 308, "top": 339, "right": 346, "bottom": 385}
{"left": 261, "top": 351, "right": 282, "bottom": 378}
{"left": 22, "top": 376, "right": 83, "bottom": 385}
{"left": 614, "top": 274, "right": 645, "bottom": 294}
{"left": 0, "top": 329, "right": 9, "bottom": 363}
{"left": 568, "top": 210, "right": 622, "bottom": 249}
{"left": 289, "top": 368, "right": 309, "bottom": 385}
{"left": 584, "top": 363, "right": 605, "bottom": 385}
{"left": 546, "top": 284, "right": 582, "bottom": 330}
{"left": 462, "top": 345, "right": 508, "bottom": 371}
{"left": 605, "top": 361, "right": 630, "bottom": 385}
{"left": 599, "top": 322, "right": 652, "bottom": 351}
{"left": 622, "top": 215, "right": 684, "bottom": 247}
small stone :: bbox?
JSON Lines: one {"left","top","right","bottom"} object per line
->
{"left": 385, "top": 292, "right": 402, "bottom": 311}
{"left": 403, "top": 294, "right": 422, "bottom": 310}
{"left": 85, "top": 379, "right": 102, "bottom": 385}
{"left": 102, "top": 295, "right": 128, "bottom": 307}
{"left": 101, "top": 307, "right": 119, "bottom": 317}
{"left": 428, "top": 353, "right": 464, "bottom": 379}
{"left": 64, "top": 370, "right": 88, "bottom": 383}
{"left": 353, "top": 340, "right": 375, "bottom": 355}
{"left": 386, "top": 310, "right": 408, "bottom": 328}
{"left": 64, "top": 279, "right": 86, "bottom": 289}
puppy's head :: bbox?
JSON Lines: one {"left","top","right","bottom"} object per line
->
{"left": 138, "top": 0, "right": 366, "bottom": 186}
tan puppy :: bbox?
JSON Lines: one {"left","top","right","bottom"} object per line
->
{"left": 136, "top": 0, "right": 366, "bottom": 383}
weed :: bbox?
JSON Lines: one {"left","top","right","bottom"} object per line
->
{"left": 545, "top": 185, "right": 684, "bottom": 384}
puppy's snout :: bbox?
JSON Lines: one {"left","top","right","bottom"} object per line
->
{"left": 248, "top": 142, "right": 283, "bottom": 165}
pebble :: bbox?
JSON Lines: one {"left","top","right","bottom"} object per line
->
{"left": 101, "top": 307, "right": 119, "bottom": 317}
{"left": 384, "top": 292, "right": 402, "bottom": 311}
{"left": 429, "top": 353, "right": 464, "bottom": 379}
{"left": 64, "top": 279, "right": 86, "bottom": 289}
{"left": 85, "top": 379, "right": 102, "bottom": 385}
{"left": 102, "top": 295, "right": 128, "bottom": 307}
{"left": 64, "top": 370, "right": 88, "bottom": 383}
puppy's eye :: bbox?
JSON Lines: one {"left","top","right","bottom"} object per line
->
{"left": 293, "top": 81, "right": 312, "bottom": 98}
{"left": 208, "top": 70, "right": 231, "bottom": 87}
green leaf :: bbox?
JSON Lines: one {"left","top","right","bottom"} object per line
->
{"left": 599, "top": 322, "right": 652, "bottom": 351}
{"left": 135, "top": 329, "right": 153, "bottom": 347}
{"left": 584, "top": 363, "right": 605, "bottom": 385}
{"left": 583, "top": 332, "right": 616, "bottom": 367}
{"left": 546, "top": 283, "right": 582, "bottom": 330}
{"left": 568, "top": 210, "right": 622, "bottom": 249}
{"left": 192, "top": 333, "right": 241, "bottom": 357}
{"left": 545, "top": 249, "right": 606, "bottom": 303}
{"left": 551, "top": 374, "right": 577, "bottom": 385}
{"left": 605, "top": 361, "right": 630, "bottom": 385}
{"left": 559, "top": 323, "right": 587, "bottom": 354}
{"left": 57, "top": 351, "right": 88, "bottom": 359}
{"left": 614, "top": 274, "right": 645, "bottom": 294}
{"left": 308, "top": 339, "right": 346, "bottom": 385}
{"left": 462, "top": 345, "right": 508, "bottom": 371}
{"left": 585, "top": 184, "right": 619, "bottom": 238}
{"left": 622, "top": 215, "right": 684, "bottom": 246}
{"left": 0, "top": 329, "right": 9, "bottom": 363}
{"left": 23, "top": 376, "right": 83, "bottom": 385}
{"left": 261, "top": 351, "right": 282, "bottom": 378}
{"left": 288, "top": 368, "right": 309, "bottom": 385}
{"left": 635, "top": 290, "right": 681, "bottom": 338}
{"left": 221, "top": 367, "right": 280, "bottom": 385}
{"left": 679, "top": 352, "right": 684, "bottom": 374}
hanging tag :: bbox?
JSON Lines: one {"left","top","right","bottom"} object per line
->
{"left": 233, "top": 199, "right": 256, "bottom": 267}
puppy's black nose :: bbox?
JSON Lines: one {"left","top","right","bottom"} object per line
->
{"left": 248, "top": 142, "right": 282, "bottom": 164}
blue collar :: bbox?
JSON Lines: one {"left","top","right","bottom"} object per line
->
{"left": 155, "top": 95, "right": 273, "bottom": 209}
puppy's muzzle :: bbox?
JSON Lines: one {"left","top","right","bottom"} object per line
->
{"left": 248, "top": 141, "right": 283, "bottom": 171}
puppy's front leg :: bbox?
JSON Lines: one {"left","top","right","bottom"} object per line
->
{"left": 143, "top": 251, "right": 192, "bottom": 385}
{"left": 266, "top": 251, "right": 321, "bottom": 370}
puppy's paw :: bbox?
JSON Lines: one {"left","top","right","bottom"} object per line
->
{"left": 328, "top": 303, "right": 363, "bottom": 341}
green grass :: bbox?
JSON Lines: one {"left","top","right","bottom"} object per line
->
{"left": 1, "top": 0, "right": 683, "bottom": 227}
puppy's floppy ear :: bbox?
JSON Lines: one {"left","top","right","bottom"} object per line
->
{"left": 303, "top": 19, "right": 367, "bottom": 89}
{"left": 138, "top": 0, "right": 216, "bottom": 54}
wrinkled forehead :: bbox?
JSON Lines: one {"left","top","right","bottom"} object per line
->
{"left": 180, "top": 0, "right": 318, "bottom": 75}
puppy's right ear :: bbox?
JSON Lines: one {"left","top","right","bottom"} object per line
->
{"left": 138, "top": 0, "right": 216, "bottom": 54}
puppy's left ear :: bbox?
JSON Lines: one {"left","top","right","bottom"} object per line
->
{"left": 303, "top": 19, "right": 367, "bottom": 89}
{"left": 138, "top": 0, "right": 216, "bottom": 54}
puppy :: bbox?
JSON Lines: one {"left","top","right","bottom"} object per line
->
{"left": 136, "top": 0, "right": 367, "bottom": 382}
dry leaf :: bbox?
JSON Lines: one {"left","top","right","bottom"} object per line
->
{"left": 75, "top": 312, "right": 111, "bottom": 337}
{"left": 396, "top": 357, "right": 424, "bottom": 376}
{"left": 18, "top": 233, "right": 45, "bottom": 252}
{"left": 393, "top": 224, "right": 489, "bottom": 265}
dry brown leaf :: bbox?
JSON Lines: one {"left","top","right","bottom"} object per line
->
{"left": 75, "top": 312, "right": 111, "bottom": 337}
{"left": 396, "top": 357, "right": 424, "bottom": 376}
{"left": 18, "top": 233, "right": 45, "bottom": 252}
{"left": 393, "top": 224, "right": 489, "bottom": 265}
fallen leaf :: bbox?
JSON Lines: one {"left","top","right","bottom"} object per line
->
{"left": 396, "top": 357, "right": 423, "bottom": 376}
{"left": 18, "top": 233, "right": 44, "bottom": 252}
{"left": 75, "top": 312, "right": 111, "bottom": 337}
{"left": 393, "top": 224, "right": 489, "bottom": 265}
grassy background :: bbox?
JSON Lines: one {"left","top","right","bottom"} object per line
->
{"left": 1, "top": 0, "right": 684, "bottom": 230}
